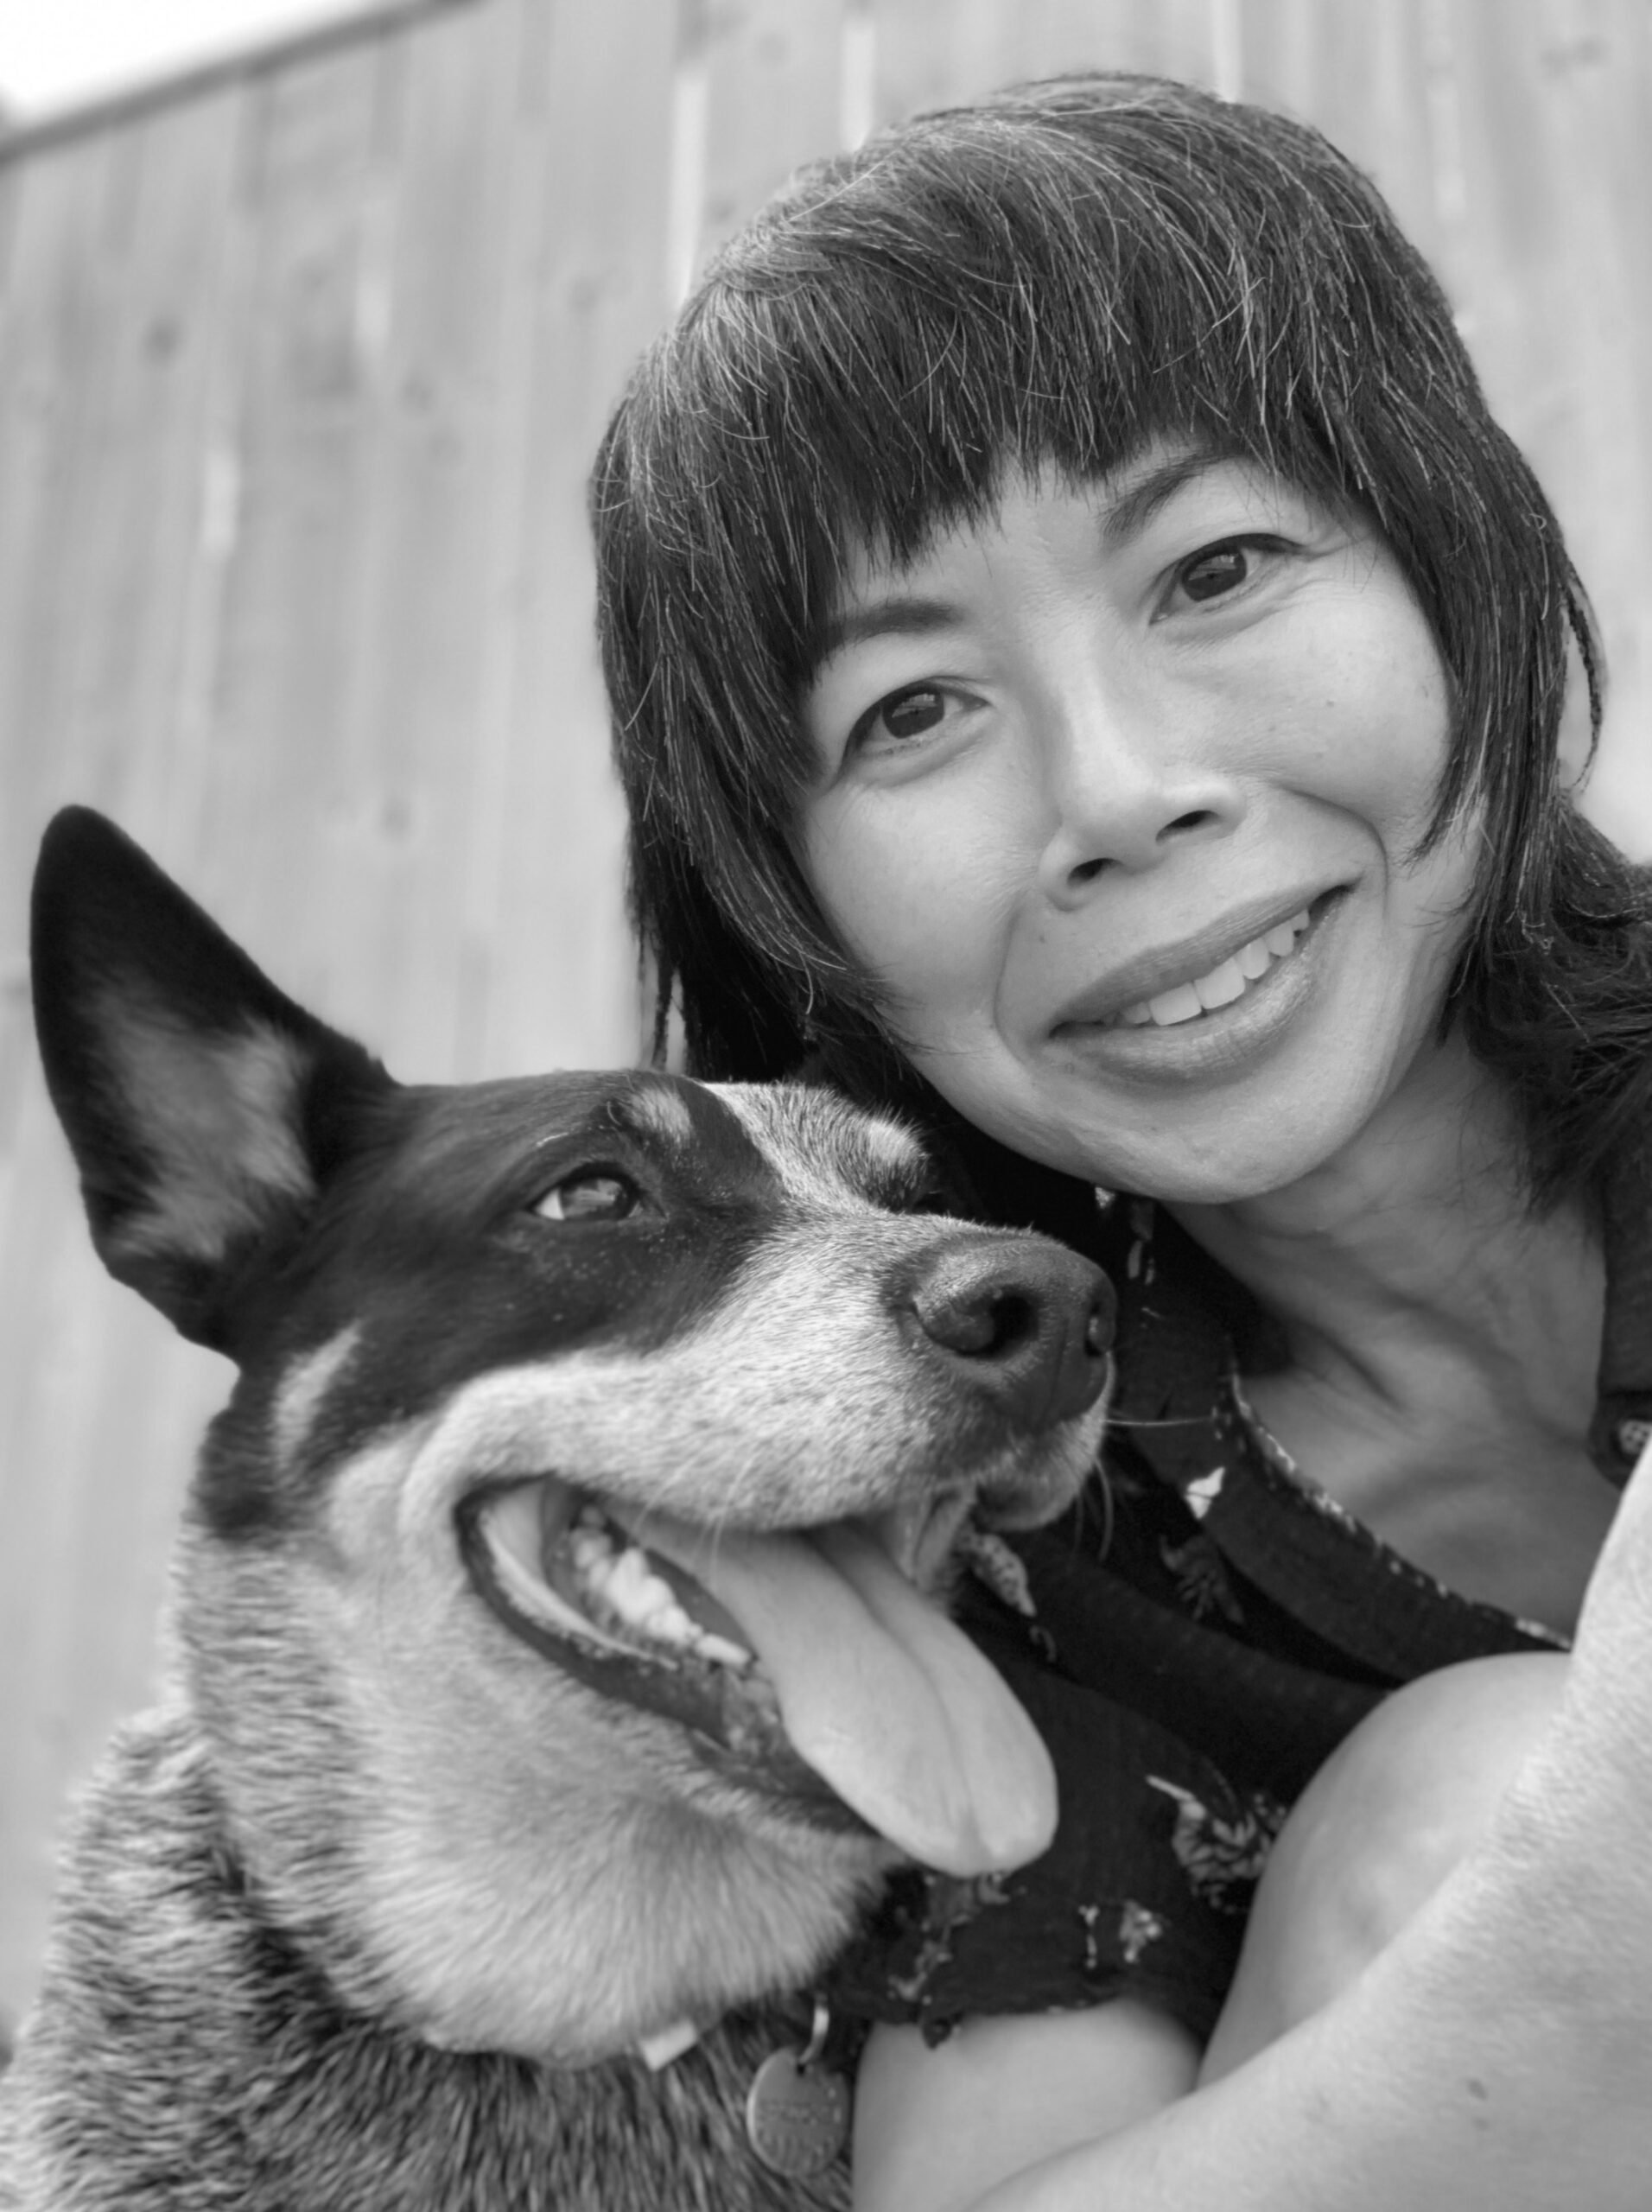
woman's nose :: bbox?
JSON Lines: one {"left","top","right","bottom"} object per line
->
{"left": 1032, "top": 676, "right": 1245, "bottom": 900}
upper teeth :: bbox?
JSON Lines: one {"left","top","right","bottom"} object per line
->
{"left": 566, "top": 1510, "right": 753, "bottom": 1670}
{"left": 1116, "top": 909, "right": 1311, "bottom": 1029}
{"left": 480, "top": 1484, "right": 754, "bottom": 1671}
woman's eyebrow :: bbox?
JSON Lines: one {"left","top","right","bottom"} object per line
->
{"left": 1098, "top": 449, "right": 1243, "bottom": 548}
{"left": 810, "top": 594, "right": 961, "bottom": 672}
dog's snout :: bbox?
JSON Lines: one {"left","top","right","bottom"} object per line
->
{"left": 903, "top": 1240, "right": 1115, "bottom": 1427}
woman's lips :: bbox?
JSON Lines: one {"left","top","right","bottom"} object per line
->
{"left": 1049, "top": 890, "right": 1338, "bottom": 1036}
{"left": 1113, "top": 909, "right": 1310, "bottom": 1029}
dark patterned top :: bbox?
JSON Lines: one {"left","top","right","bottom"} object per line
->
{"left": 827, "top": 1135, "right": 1652, "bottom": 2044}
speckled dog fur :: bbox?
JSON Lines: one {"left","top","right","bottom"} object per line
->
{"left": 1, "top": 811, "right": 1110, "bottom": 2212}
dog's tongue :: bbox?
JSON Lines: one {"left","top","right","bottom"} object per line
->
{"left": 640, "top": 1516, "right": 1057, "bottom": 1876}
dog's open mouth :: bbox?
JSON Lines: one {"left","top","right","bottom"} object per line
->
{"left": 478, "top": 1479, "right": 761, "bottom": 1673}
{"left": 459, "top": 1475, "right": 1058, "bottom": 1878}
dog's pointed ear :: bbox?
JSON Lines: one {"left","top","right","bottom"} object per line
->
{"left": 31, "top": 808, "right": 396, "bottom": 1353}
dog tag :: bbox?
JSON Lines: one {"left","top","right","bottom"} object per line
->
{"left": 745, "top": 2002, "right": 850, "bottom": 2180}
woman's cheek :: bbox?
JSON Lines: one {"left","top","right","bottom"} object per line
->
{"left": 807, "top": 786, "right": 1018, "bottom": 1007}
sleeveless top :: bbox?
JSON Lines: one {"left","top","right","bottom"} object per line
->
{"left": 826, "top": 1134, "right": 1652, "bottom": 2044}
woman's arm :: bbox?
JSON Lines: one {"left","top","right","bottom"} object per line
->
{"left": 955, "top": 1818, "right": 1651, "bottom": 2210}
{"left": 857, "top": 1440, "right": 1652, "bottom": 2210}
{"left": 855, "top": 2002, "right": 1199, "bottom": 2212}
{"left": 853, "top": 1670, "right": 1617, "bottom": 2212}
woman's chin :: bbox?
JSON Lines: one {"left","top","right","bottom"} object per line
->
{"left": 1001, "top": 1097, "right": 1397, "bottom": 1210}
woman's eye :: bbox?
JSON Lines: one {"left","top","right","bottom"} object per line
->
{"left": 1163, "top": 536, "right": 1286, "bottom": 613}
{"left": 868, "top": 686, "right": 947, "bottom": 743}
{"left": 533, "top": 1171, "right": 638, "bottom": 1223}
{"left": 845, "top": 683, "right": 982, "bottom": 760}
{"left": 1179, "top": 544, "right": 1250, "bottom": 601}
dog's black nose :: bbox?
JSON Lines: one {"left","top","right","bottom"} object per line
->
{"left": 903, "top": 1238, "right": 1115, "bottom": 1427}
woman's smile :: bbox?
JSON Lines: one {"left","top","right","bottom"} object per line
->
{"left": 1045, "top": 892, "right": 1342, "bottom": 1084}
{"left": 800, "top": 453, "right": 1473, "bottom": 1200}
{"left": 1050, "top": 890, "right": 1325, "bottom": 1033}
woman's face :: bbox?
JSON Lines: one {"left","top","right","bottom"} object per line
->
{"left": 799, "top": 450, "right": 1479, "bottom": 1203}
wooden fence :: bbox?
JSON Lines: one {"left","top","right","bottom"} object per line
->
{"left": 1, "top": 0, "right": 1649, "bottom": 2032}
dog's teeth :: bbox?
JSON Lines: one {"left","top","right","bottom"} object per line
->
{"left": 604, "top": 1547, "right": 670, "bottom": 1621}
{"left": 481, "top": 1486, "right": 754, "bottom": 1673}
{"left": 484, "top": 1516, "right": 637, "bottom": 1656}
{"left": 600, "top": 1547, "right": 754, "bottom": 1669}
{"left": 694, "top": 1629, "right": 755, "bottom": 1669}
{"left": 561, "top": 1510, "right": 754, "bottom": 1672}
{"left": 570, "top": 1527, "right": 615, "bottom": 1580}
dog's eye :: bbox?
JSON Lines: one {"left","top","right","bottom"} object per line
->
{"left": 533, "top": 1171, "right": 638, "bottom": 1224}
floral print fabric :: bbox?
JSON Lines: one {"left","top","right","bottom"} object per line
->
{"left": 825, "top": 1173, "right": 1634, "bottom": 2044}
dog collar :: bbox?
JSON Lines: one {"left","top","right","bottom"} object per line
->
{"left": 635, "top": 2018, "right": 702, "bottom": 2069}
{"left": 634, "top": 1997, "right": 851, "bottom": 2181}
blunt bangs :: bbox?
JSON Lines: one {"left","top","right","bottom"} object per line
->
{"left": 592, "top": 73, "right": 1591, "bottom": 1084}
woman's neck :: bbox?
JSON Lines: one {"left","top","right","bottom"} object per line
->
{"left": 1170, "top": 1037, "right": 1598, "bottom": 1403}
{"left": 1167, "top": 1037, "right": 1610, "bottom": 1626}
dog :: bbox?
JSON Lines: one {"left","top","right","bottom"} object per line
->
{"left": 0, "top": 808, "right": 1113, "bottom": 2211}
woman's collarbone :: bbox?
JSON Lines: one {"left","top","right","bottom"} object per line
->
{"left": 1239, "top": 1363, "right": 1614, "bottom": 1635}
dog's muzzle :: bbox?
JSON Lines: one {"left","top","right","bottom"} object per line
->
{"left": 456, "top": 1230, "right": 1114, "bottom": 1878}
{"left": 900, "top": 1236, "right": 1114, "bottom": 1433}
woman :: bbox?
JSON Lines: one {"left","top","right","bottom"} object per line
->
{"left": 588, "top": 73, "right": 1652, "bottom": 2209}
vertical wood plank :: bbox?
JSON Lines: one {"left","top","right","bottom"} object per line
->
{"left": 1440, "top": 0, "right": 1652, "bottom": 848}
{"left": 467, "top": 0, "right": 678, "bottom": 1078}
{"left": 0, "top": 153, "right": 131, "bottom": 2025}
{"left": 0, "top": 137, "right": 129, "bottom": 891}
{"left": 867, "top": 0, "right": 1012, "bottom": 124}
{"left": 872, "top": 0, "right": 1229, "bottom": 123}
{"left": 302, "top": 0, "right": 521, "bottom": 1080}
{"left": 192, "top": 36, "right": 403, "bottom": 1020}
{"left": 696, "top": 0, "right": 849, "bottom": 270}
{"left": 1238, "top": 1, "right": 1446, "bottom": 276}
{"left": 9, "top": 79, "right": 251, "bottom": 1774}
{"left": 0, "top": 96, "right": 251, "bottom": 2031}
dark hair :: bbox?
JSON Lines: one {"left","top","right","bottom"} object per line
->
{"left": 590, "top": 72, "right": 1652, "bottom": 1204}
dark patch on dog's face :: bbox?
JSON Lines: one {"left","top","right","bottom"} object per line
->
{"left": 197, "top": 1073, "right": 833, "bottom": 1539}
